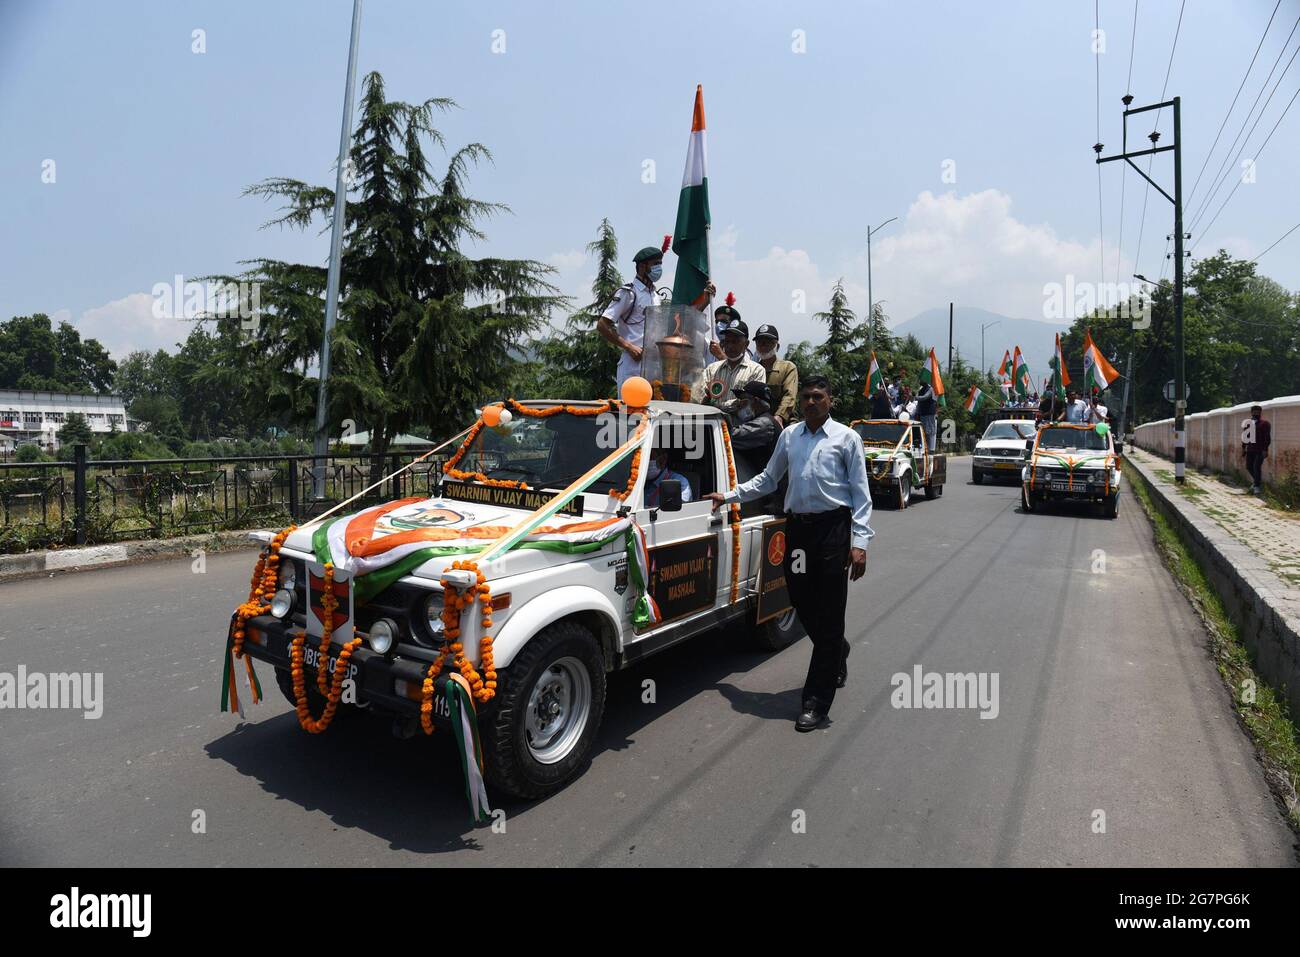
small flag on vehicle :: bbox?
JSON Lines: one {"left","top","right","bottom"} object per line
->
{"left": 1048, "top": 333, "right": 1070, "bottom": 399}
{"left": 1082, "top": 328, "right": 1120, "bottom": 393}
{"left": 963, "top": 385, "right": 985, "bottom": 413}
{"left": 1012, "top": 346, "right": 1031, "bottom": 397}
{"left": 863, "top": 350, "right": 884, "bottom": 397}
{"left": 921, "top": 348, "right": 946, "bottom": 406}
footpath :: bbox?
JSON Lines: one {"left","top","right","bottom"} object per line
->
{"left": 1126, "top": 447, "right": 1300, "bottom": 718}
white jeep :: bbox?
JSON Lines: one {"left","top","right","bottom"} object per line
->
{"left": 972, "top": 418, "right": 1038, "bottom": 484}
{"left": 1020, "top": 422, "right": 1123, "bottom": 518}
{"left": 850, "top": 418, "right": 947, "bottom": 508}
{"left": 233, "top": 400, "right": 801, "bottom": 799}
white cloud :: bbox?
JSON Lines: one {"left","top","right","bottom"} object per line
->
{"left": 70, "top": 292, "right": 195, "bottom": 358}
{"left": 863, "top": 189, "right": 1135, "bottom": 326}
{"left": 547, "top": 249, "right": 588, "bottom": 272}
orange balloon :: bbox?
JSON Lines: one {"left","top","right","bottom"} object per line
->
{"left": 481, "top": 404, "right": 502, "bottom": 426}
{"left": 621, "top": 376, "right": 653, "bottom": 407}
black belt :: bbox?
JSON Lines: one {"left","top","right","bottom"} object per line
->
{"left": 785, "top": 506, "right": 851, "bottom": 524}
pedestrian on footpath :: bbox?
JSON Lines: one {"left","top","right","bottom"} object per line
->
{"left": 1242, "top": 404, "right": 1272, "bottom": 494}
{"left": 704, "top": 375, "right": 874, "bottom": 732}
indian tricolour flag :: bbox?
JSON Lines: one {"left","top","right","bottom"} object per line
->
{"left": 996, "top": 349, "right": 1012, "bottom": 381}
{"left": 1082, "top": 328, "right": 1120, "bottom": 393}
{"left": 670, "top": 85, "right": 710, "bottom": 307}
{"left": 1012, "top": 346, "right": 1031, "bottom": 397}
{"left": 963, "top": 385, "right": 986, "bottom": 413}
{"left": 1047, "top": 332, "right": 1071, "bottom": 398}
{"left": 921, "top": 348, "right": 946, "bottom": 406}
{"left": 863, "top": 351, "right": 884, "bottom": 397}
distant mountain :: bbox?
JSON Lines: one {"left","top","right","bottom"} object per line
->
{"left": 889, "top": 306, "right": 1067, "bottom": 378}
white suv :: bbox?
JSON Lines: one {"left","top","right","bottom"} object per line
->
{"left": 972, "top": 418, "right": 1038, "bottom": 484}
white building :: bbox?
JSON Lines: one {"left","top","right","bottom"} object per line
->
{"left": 0, "top": 390, "right": 130, "bottom": 453}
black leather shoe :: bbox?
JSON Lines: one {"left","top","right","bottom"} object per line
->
{"left": 836, "top": 669, "right": 847, "bottom": 689}
{"left": 795, "top": 709, "right": 826, "bottom": 732}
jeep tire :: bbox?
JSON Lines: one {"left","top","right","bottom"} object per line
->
{"left": 482, "top": 620, "right": 606, "bottom": 800}
{"left": 751, "top": 605, "right": 807, "bottom": 652}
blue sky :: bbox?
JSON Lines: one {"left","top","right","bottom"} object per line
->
{"left": 1, "top": 0, "right": 1296, "bottom": 361}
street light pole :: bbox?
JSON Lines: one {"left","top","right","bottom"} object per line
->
{"left": 866, "top": 216, "right": 897, "bottom": 357}
{"left": 312, "top": 0, "right": 364, "bottom": 501}
{"left": 980, "top": 320, "right": 1001, "bottom": 374}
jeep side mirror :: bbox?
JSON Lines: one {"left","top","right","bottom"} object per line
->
{"left": 1114, "top": 441, "right": 1124, "bottom": 453}
{"left": 658, "top": 479, "right": 683, "bottom": 512}
{"left": 1022, "top": 448, "right": 1032, "bottom": 460}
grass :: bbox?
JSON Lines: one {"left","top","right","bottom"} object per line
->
{"left": 1128, "top": 465, "right": 1300, "bottom": 829}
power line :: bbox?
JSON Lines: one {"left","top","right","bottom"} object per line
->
{"left": 1095, "top": 0, "right": 1106, "bottom": 289}
{"left": 1191, "top": 83, "right": 1300, "bottom": 251}
{"left": 1251, "top": 220, "right": 1300, "bottom": 263}
{"left": 1131, "top": 0, "right": 1185, "bottom": 280}
{"left": 1185, "top": 0, "right": 1282, "bottom": 211}
{"left": 1114, "top": 0, "right": 1140, "bottom": 291}
{"left": 1185, "top": 15, "right": 1300, "bottom": 230}
{"left": 1188, "top": 43, "right": 1300, "bottom": 241}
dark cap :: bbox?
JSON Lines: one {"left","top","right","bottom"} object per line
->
{"left": 633, "top": 246, "right": 664, "bottom": 263}
{"left": 732, "top": 380, "right": 773, "bottom": 406}
{"left": 753, "top": 323, "right": 780, "bottom": 341}
{"left": 715, "top": 315, "right": 748, "bottom": 338}
{"left": 714, "top": 303, "right": 742, "bottom": 322}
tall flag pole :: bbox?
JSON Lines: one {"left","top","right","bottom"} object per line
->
{"left": 671, "top": 86, "right": 711, "bottom": 308}
{"left": 1082, "top": 328, "right": 1121, "bottom": 394}
{"left": 921, "top": 348, "right": 947, "bottom": 406}
{"left": 863, "top": 351, "right": 884, "bottom": 397}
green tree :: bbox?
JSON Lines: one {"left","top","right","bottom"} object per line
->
{"left": 208, "top": 72, "right": 567, "bottom": 472}
{"left": 57, "top": 412, "right": 94, "bottom": 449}
{"left": 0, "top": 315, "right": 116, "bottom": 393}
{"left": 535, "top": 218, "right": 623, "bottom": 399}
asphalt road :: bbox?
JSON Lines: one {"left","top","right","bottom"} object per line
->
{"left": 1, "top": 458, "right": 1295, "bottom": 866}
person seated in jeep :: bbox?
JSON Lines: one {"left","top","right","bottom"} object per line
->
{"left": 644, "top": 448, "right": 693, "bottom": 508}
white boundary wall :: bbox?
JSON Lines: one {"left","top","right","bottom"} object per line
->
{"left": 1134, "top": 395, "right": 1300, "bottom": 480}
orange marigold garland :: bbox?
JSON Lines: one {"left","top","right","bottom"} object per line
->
{"left": 720, "top": 422, "right": 742, "bottom": 603}
{"left": 442, "top": 420, "right": 530, "bottom": 489}
{"left": 420, "top": 559, "right": 499, "bottom": 734}
{"left": 222, "top": 524, "right": 295, "bottom": 714}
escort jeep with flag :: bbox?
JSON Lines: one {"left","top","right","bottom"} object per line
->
{"left": 1020, "top": 422, "right": 1122, "bottom": 518}
{"left": 221, "top": 392, "right": 802, "bottom": 817}
{"left": 850, "top": 418, "right": 946, "bottom": 509}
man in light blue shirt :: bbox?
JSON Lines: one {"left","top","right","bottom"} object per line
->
{"left": 706, "top": 375, "right": 874, "bottom": 732}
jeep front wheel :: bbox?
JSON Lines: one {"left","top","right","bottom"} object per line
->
{"left": 752, "top": 605, "right": 806, "bottom": 652}
{"left": 481, "top": 620, "right": 606, "bottom": 800}
{"left": 1020, "top": 484, "right": 1035, "bottom": 512}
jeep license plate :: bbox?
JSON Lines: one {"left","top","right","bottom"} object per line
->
{"left": 302, "top": 644, "right": 359, "bottom": 683}
{"left": 1050, "top": 481, "right": 1072, "bottom": 491}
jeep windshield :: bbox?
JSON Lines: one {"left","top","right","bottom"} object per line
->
{"left": 853, "top": 421, "right": 908, "bottom": 445}
{"left": 450, "top": 412, "right": 634, "bottom": 494}
{"left": 1036, "top": 426, "right": 1110, "bottom": 452}
{"left": 983, "top": 422, "right": 1037, "bottom": 441}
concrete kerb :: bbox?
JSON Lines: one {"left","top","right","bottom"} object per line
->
{"left": 1126, "top": 453, "right": 1300, "bottom": 720}
{"left": 0, "top": 529, "right": 268, "bottom": 584}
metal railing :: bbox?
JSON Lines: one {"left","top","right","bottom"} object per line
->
{"left": 0, "top": 445, "right": 448, "bottom": 554}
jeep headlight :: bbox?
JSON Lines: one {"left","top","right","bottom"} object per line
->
{"left": 270, "top": 588, "right": 294, "bottom": 619}
{"left": 368, "top": 618, "right": 398, "bottom": 655}
{"left": 424, "top": 592, "right": 445, "bottom": 640}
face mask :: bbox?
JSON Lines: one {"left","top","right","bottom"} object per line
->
{"left": 647, "top": 264, "right": 663, "bottom": 282}
{"left": 647, "top": 462, "right": 663, "bottom": 480}
{"left": 756, "top": 345, "right": 776, "bottom": 361}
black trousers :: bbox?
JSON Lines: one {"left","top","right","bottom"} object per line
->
{"left": 1245, "top": 450, "right": 1265, "bottom": 487}
{"left": 784, "top": 507, "right": 852, "bottom": 713}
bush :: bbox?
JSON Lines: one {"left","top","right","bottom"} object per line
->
{"left": 15, "top": 444, "right": 49, "bottom": 463}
